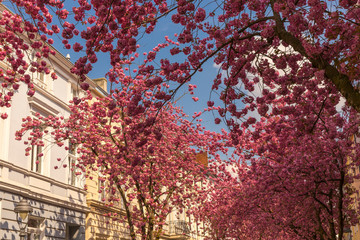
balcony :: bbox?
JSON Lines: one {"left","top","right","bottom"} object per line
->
{"left": 163, "top": 220, "right": 190, "bottom": 239}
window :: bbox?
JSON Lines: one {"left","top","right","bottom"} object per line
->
{"left": 38, "top": 72, "right": 45, "bottom": 83}
{"left": 70, "top": 85, "right": 80, "bottom": 101}
{"left": 30, "top": 51, "right": 46, "bottom": 85}
{"left": 98, "top": 177, "right": 125, "bottom": 208}
{"left": 68, "top": 142, "right": 81, "bottom": 187}
{"left": 69, "top": 141, "right": 76, "bottom": 155}
{"left": 68, "top": 156, "right": 77, "bottom": 186}
{"left": 66, "top": 224, "right": 80, "bottom": 240}
{"left": 72, "top": 87, "right": 79, "bottom": 99}
{"left": 98, "top": 177, "right": 106, "bottom": 201}
{"left": 30, "top": 126, "right": 45, "bottom": 174}
{"left": 31, "top": 144, "right": 43, "bottom": 173}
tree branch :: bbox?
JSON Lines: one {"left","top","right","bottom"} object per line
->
{"left": 270, "top": 0, "right": 360, "bottom": 113}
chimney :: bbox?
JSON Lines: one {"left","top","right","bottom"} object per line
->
{"left": 93, "top": 78, "right": 107, "bottom": 92}
{"left": 195, "top": 151, "right": 208, "bottom": 167}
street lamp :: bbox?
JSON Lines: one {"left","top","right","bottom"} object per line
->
{"left": 14, "top": 199, "right": 33, "bottom": 240}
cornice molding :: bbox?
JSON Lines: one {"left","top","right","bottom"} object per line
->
{"left": 32, "top": 84, "right": 70, "bottom": 112}
{"left": 87, "top": 198, "right": 126, "bottom": 215}
{"left": 28, "top": 95, "right": 61, "bottom": 117}
{"left": 0, "top": 159, "right": 89, "bottom": 213}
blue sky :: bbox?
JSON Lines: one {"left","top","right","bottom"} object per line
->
{"left": 42, "top": 1, "right": 231, "bottom": 135}
{"left": 2, "top": 0, "right": 234, "bottom": 137}
{"left": 1, "top": 0, "right": 264, "bottom": 162}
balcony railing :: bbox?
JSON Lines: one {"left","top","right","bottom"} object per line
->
{"left": 167, "top": 220, "right": 190, "bottom": 236}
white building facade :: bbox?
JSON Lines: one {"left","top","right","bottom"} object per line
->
{"left": 0, "top": 29, "right": 107, "bottom": 239}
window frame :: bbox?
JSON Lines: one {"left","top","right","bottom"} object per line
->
{"left": 30, "top": 127, "right": 45, "bottom": 174}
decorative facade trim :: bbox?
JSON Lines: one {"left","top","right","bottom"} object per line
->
{"left": 0, "top": 159, "right": 89, "bottom": 213}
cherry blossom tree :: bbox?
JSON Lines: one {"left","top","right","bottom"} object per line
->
{"left": 196, "top": 78, "right": 360, "bottom": 240}
{"left": 16, "top": 80, "right": 224, "bottom": 240}
{"left": 1, "top": 0, "right": 360, "bottom": 117}
{"left": 2, "top": 0, "right": 360, "bottom": 239}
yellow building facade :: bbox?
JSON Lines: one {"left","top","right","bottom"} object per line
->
{"left": 85, "top": 171, "right": 131, "bottom": 240}
{"left": 84, "top": 150, "right": 207, "bottom": 240}
{"left": 349, "top": 134, "right": 360, "bottom": 240}
{"left": 82, "top": 78, "right": 131, "bottom": 239}
{"left": 350, "top": 171, "right": 360, "bottom": 240}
